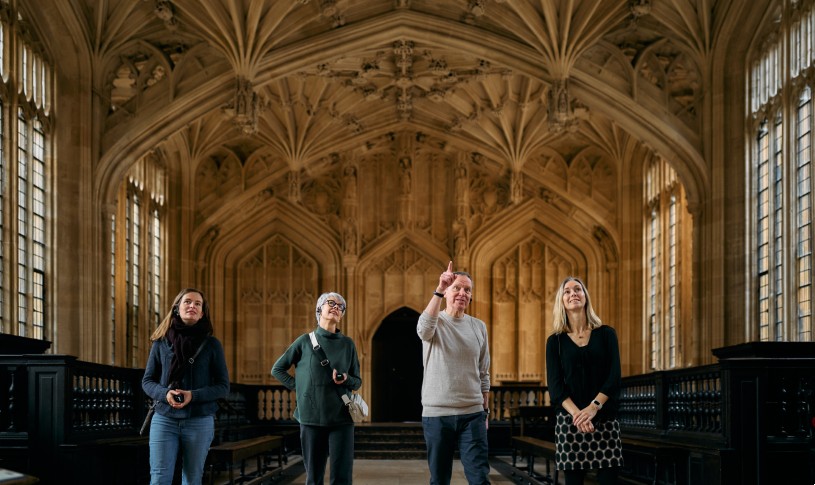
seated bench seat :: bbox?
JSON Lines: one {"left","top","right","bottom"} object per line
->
{"left": 511, "top": 435, "right": 559, "bottom": 484}
{"left": 621, "top": 436, "right": 687, "bottom": 485}
{"left": 509, "top": 406, "right": 559, "bottom": 484}
{"left": 208, "top": 435, "right": 284, "bottom": 485}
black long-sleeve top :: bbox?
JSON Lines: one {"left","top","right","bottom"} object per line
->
{"left": 545, "top": 325, "right": 621, "bottom": 419}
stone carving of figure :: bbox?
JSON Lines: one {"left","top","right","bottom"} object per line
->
{"left": 399, "top": 156, "right": 412, "bottom": 195}
{"left": 453, "top": 218, "right": 468, "bottom": 257}
{"left": 344, "top": 165, "right": 357, "bottom": 200}
{"left": 455, "top": 160, "right": 468, "bottom": 197}
{"left": 344, "top": 221, "right": 357, "bottom": 255}
{"left": 288, "top": 170, "right": 301, "bottom": 203}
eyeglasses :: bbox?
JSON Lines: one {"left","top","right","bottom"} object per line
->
{"left": 325, "top": 300, "right": 346, "bottom": 312}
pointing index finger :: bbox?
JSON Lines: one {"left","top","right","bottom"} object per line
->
{"left": 447, "top": 261, "right": 453, "bottom": 273}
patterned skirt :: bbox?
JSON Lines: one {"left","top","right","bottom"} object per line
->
{"left": 555, "top": 413, "right": 624, "bottom": 470}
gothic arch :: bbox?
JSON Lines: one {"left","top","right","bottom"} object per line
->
{"left": 201, "top": 198, "right": 342, "bottom": 373}
{"left": 349, "top": 230, "right": 449, "bottom": 396}
{"left": 353, "top": 229, "right": 450, "bottom": 336}
{"left": 469, "top": 199, "right": 615, "bottom": 385}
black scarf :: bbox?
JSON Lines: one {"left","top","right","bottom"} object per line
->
{"left": 166, "top": 316, "right": 212, "bottom": 389}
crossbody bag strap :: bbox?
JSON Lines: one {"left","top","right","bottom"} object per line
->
{"left": 188, "top": 338, "right": 208, "bottom": 365}
{"left": 308, "top": 331, "right": 352, "bottom": 406}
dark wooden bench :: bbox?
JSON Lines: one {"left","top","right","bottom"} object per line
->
{"left": 509, "top": 406, "right": 559, "bottom": 484}
{"left": 512, "top": 435, "right": 559, "bottom": 484}
{"left": 207, "top": 435, "right": 284, "bottom": 485}
{"left": 82, "top": 435, "right": 150, "bottom": 485}
{"left": 621, "top": 436, "right": 686, "bottom": 485}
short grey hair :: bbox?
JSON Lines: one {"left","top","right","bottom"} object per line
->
{"left": 315, "top": 292, "right": 347, "bottom": 323}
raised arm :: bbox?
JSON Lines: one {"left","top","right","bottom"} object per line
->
{"left": 418, "top": 261, "right": 454, "bottom": 341}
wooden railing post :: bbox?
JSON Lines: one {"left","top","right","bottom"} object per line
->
{"left": 26, "top": 355, "right": 76, "bottom": 484}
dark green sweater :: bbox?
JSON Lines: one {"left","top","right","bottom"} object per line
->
{"left": 271, "top": 326, "right": 361, "bottom": 426}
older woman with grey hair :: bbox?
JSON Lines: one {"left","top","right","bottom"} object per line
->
{"left": 272, "top": 292, "right": 361, "bottom": 485}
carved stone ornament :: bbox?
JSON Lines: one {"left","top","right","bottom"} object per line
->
{"left": 547, "top": 78, "right": 580, "bottom": 133}
{"left": 223, "top": 76, "right": 263, "bottom": 135}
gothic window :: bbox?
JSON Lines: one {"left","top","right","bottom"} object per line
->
{"left": 112, "top": 158, "right": 165, "bottom": 366}
{"left": 796, "top": 88, "right": 812, "bottom": 342}
{"left": 749, "top": 1, "right": 815, "bottom": 342}
{"left": 644, "top": 157, "right": 690, "bottom": 369}
{"left": 0, "top": 7, "right": 52, "bottom": 340}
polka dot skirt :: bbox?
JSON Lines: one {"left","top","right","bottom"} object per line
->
{"left": 555, "top": 413, "right": 624, "bottom": 470}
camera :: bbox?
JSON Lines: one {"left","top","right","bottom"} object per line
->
{"left": 173, "top": 394, "right": 184, "bottom": 403}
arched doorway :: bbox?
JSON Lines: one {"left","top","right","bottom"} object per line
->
{"left": 371, "top": 307, "right": 423, "bottom": 422}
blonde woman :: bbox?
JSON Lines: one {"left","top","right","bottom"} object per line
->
{"left": 545, "top": 277, "right": 622, "bottom": 485}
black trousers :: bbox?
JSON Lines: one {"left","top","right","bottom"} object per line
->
{"left": 299, "top": 423, "right": 354, "bottom": 485}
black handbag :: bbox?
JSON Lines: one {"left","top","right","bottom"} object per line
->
{"left": 140, "top": 339, "right": 208, "bottom": 436}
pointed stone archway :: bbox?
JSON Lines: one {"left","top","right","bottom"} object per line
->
{"left": 371, "top": 306, "right": 423, "bottom": 422}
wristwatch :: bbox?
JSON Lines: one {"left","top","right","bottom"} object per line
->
{"left": 592, "top": 399, "right": 603, "bottom": 410}
{"left": 433, "top": 291, "right": 444, "bottom": 298}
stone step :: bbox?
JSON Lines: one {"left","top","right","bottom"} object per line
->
{"left": 355, "top": 441, "right": 426, "bottom": 451}
{"left": 354, "top": 449, "right": 427, "bottom": 460}
{"left": 354, "top": 432, "right": 425, "bottom": 442}
{"left": 351, "top": 422, "right": 428, "bottom": 459}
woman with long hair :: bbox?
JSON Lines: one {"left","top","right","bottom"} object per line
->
{"left": 142, "top": 288, "right": 229, "bottom": 485}
{"left": 546, "top": 277, "right": 623, "bottom": 485}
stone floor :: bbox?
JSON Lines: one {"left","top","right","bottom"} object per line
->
{"left": 272, "top": 456, "right": 541, "bottom": 484}
{"left": 205, "top": 455, "right": 605, "bottom": 484}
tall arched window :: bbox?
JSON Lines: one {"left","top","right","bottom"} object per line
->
{"left": 749, "top": 1, "right": 815, "bottom": 342}
{"left": 0, "top": 10, "right": 53, "bottom": 340}
{"left": 111, "top": 156, "right": 165, "bottom": 367}
{"left": 644, "top": 157, "right": 691, "bottom": 369}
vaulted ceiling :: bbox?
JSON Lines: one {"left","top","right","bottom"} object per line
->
{"left": 40, "top": 0, "right": 734, "bottom": 207}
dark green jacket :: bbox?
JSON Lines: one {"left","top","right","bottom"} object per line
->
{"left": 271, "top": 326, "right": 361, "bottom": 426}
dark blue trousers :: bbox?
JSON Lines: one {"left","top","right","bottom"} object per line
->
{"left": 422, "top": 411, "right": 490, "bottom": 485}
{"left": 299, "top": 423, "right": 354, "bottom": 485}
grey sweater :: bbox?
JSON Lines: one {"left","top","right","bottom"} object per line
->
{"left": 417, "top": 310, "right": 490, "bottom": 417}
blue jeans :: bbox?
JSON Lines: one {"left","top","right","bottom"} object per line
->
{"left": 299, "top": 423, "right": 354, "bottom": 485}
{"left": 422, "top": 411, "right": 490, "bottom": 485}
{"left": 149, "top": 412, "right": 215, "bottom": 485}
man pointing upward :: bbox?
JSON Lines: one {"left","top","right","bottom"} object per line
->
{"left": 417, "top": 261, "right": 491, "bottom": 485}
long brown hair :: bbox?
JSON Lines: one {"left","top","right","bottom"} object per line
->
{"left": 149, "top": 288, "right": 212, "bottom": 341}
{"left": 551, "top": 276, "right": 603, "bottom": 334}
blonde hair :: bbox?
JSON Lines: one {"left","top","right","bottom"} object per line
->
{"left": 150, "top": 288, "right": 211, "bottom": 341}
{"left": 551, "top": 276, "right": 603, "bottom": 334}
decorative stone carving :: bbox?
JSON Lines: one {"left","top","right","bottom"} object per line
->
{"left": 469, "top": 164, "right": 511, "bottom": 228}
{"left": 399, "top": 156, "right": 413, "bottom": 195}
{"left": 153, "top": 0, "right": 178, "bottom": 30}
{"left": 237, "top": 236, "right": 317, "bottom": 384}
{"left": 629, "top": 0, "right": 652, "bottom": 19}
{"left": 343, "top": 221, "right": 358, "bottom": 256}
{"left": 455, "top": 156, "right": 469, "bottom": 220}
{"left": 511, "top": 170, "right": 523, "bottom": 204}
{"left": 222, "top": 76, "right": 263, "bottom": 135}
{"left": 547, "top": 78, "right": 580, "bottom": 133}
{"left": 453, "top": 218, "right": 468, "bottom": 258}
{"left": 287, "top": 170, "right": 301, "bottom": 203}
{"left": 302, "top": 176, "right": 341, "bottom": 219}
{"left": 469, "top": 0, "right": 487, "bottom": 16}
